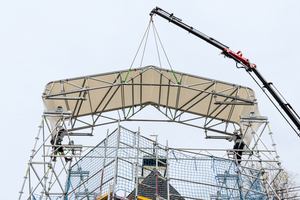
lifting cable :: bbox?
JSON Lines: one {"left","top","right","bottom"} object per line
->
{"left": 152, "top": 19, "right": 162, "bottom": 69}
{"left": 152, "top": 20, "right": 180, "bottom": 84}
{"left": 123, "top": 17, "right": 180, "bottom": 85}
{"left": 123, "top": 20, "right": 152, "bottom": 83}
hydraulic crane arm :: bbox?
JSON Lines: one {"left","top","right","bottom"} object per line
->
{"left": 150, "top": 7, "right": 256, "bottom": 68}
{"left": 150, "top": 7, "right": 300, "bottom": 137}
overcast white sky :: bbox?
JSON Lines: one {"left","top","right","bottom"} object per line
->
{"left": 1, "top": 1, "right": 300, "bottom": 199}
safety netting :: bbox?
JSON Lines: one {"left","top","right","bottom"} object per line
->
{"left": 64, "top": 126, "right": 267, "bottom": 200}
{"left": 31, "top": 194, "right": 63, "bottom": 200}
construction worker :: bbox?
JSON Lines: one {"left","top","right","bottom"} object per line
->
{"left": 227, "top": 130, "right": 245, "bottom": 164}
{"left": 51, "top": 128, "right": 72, "bottom": 162}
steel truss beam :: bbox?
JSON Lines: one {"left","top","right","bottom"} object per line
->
{"left": 42, "top": 66, "right": 257, "bottom": 137}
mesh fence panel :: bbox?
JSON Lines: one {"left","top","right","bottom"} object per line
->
{"left": 66, "top": 128, "right": 117, "bottom": 199}
{"left": 65, "top": 126, "right": 266, "bottom": 200}
{"left": 168, "top": 150, "right": 265, "bottom": 200}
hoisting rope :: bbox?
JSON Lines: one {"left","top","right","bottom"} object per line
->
{"left": 152, "top": 19, "right": 162, "bottom": 69}
{"left": 123, "top": 17, "right": 180, "bottom": 84}
{"left": 123, "top": 19, "right": 152, "bottom": 83}
{"left": 139, "top": 20, "right": 151, "bottom": 69}
{"left": 152, "top": 20, "right": 180, "bottom": 84}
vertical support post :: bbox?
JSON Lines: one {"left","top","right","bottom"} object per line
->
{"left": 283, "top": 173, "right": 290, "bottom": 199}
{"left": 251, "top": 125, "right": 269, "bottom": 199}
{"left": 19, "top": 165, "right": 29, "bottom": 200}
{"left": 62, "top": 162, "right": 72, "bottom": 200}
{"left": 268, "top": 123, "right": 279, "bottom": 160}
{"left": 28, "top": 167, "right": 32, "bottom": 200}
{"left": 155, "top": 136, "right": 158, "bottom": 200}
{"left": 124, "top": 189, "right": 127, "bottom": 200}
{"left": 108, "top": 185, "right": 111, "bottom": 200}
{"left": 156, "top": 170, "right": 158, "bottom": 200}
{"left": 166, "top": 140, "right": 170, "bottom": 200}
{"left": 236, "top": 166, "right": 245, "bottom": 200}
{"left": 268, "top": 123, "right": 289, "bottom": 199}
{"left": 100, "top": 130, "right": 109, "bottom": 196}
{"left": 262, "top": 170, "right": 270, "bottom": 199}
{"left": 19, "top": 120, "right": 44, "bottom": 200}
{"left": 42, "top": 117, "right": 46, "bottom": 186}
{"left": 113, "top": 121, "right": 121, "bottom": 194}
{"left": 48, "top": 163, "right": 55, "bottom": 192}
{"left": 41, "top": 165, "right": 48, "bottom": 199}
{"left": 135, "top": 127, "right": 140, "bottom": 198}
{"left": 233, "top": 137, "right": 245, "bottom": 200}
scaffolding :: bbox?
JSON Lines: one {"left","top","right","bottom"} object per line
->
{"left": 20, "top": 114, "right": 286, "bottom": 200}
{"left": 19, "top": 67, "right": 289, "bottom": 200}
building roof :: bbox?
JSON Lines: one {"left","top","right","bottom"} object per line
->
{"left": 127, "top": 170, "right": 184, "bottom": 200}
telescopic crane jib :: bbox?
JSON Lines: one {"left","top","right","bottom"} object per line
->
{"left": 150, "top": 6, "right": 300, "bottom": 137}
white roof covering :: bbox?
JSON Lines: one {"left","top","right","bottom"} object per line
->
{"left": 42, "top": 65, "right": 261, "bottom": 145}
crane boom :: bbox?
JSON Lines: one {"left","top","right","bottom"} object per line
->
{"left": 150, "top": 7, "right": 300, "bottom": 137}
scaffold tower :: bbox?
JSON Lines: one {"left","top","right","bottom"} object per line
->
{"left": 19, "top": 66, "right": 288, "bottom": 200}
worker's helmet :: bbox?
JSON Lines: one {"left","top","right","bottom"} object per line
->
{"left": 233, "top": 130, "right": 239, "bottom": 135}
